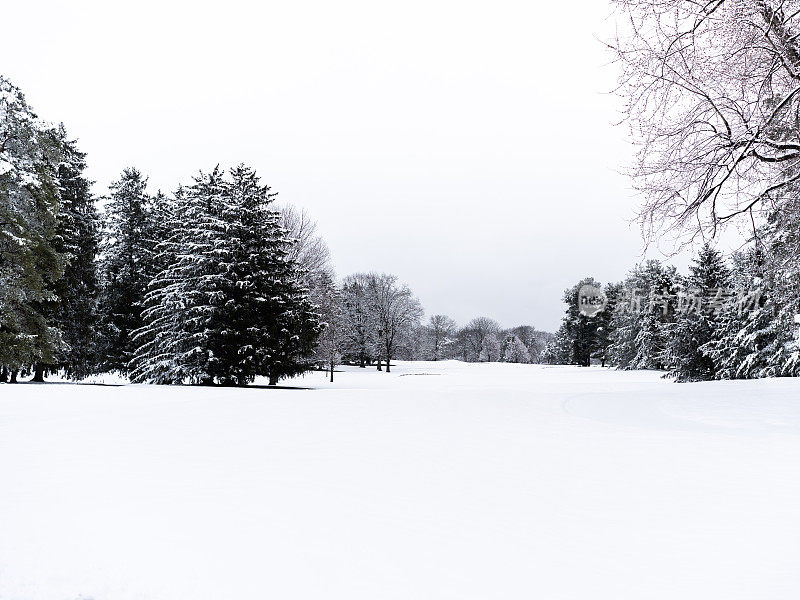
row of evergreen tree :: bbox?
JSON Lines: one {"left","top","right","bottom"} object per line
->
{"left": 544, "top": 231, "right": 800, "bottom": 381}
{"left": 1, "top": 76, "right": 319, "bottom": 385}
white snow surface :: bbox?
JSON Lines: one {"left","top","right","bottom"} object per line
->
{"left": 1, "top": 361, "right": 799, "bottom": 600}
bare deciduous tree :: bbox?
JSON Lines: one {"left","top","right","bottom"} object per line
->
{"left": 424, "top": 314, "right": 458, "bottom": 361}
{"left": 610, "top": 0, "right": 800, "bottom": 244}
{"left": 367, "top": 273, "right": 424, "bottom": 373}
{"left": 314, "top": 274, "right": 346, "bottom": 382}
{"left": 280, "top": 204, "right": 332, "bottom": 277}
{"left": 460, "top": 317, "right": 502, "bottom": 362}
{"left": 479, "top": 333, "right": 502, "bottom": 363}
{"left": 341, "top": 273, "right": 377, "bottom": 368}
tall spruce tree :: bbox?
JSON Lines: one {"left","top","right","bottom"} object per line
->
{"left": 699, "top": 248, "right": 780, "bottom": 379}
{"left": 550, "top": 277, "right": 606, "bottom": 366}
{"left": 0, "top": 76, "right": 66, "bottom": 381}
{"left": 664, "top": 243, "right": 730, "bottom": 381}
{"left": 130, "top": 168, "right": 229, "bottom": 384}
{"left": 609, "top": 261, "right": 678, "bottom": 370}
{"left": 48, "top": 128, "right": 101, "bottom": 380}
{"left": 131, "top": 165, "right": 319, "bottom": 386}
{"left": 225, "top": 166, "right": 319, "bottom": 384}
{"left": 98, "top": 168, "right": 153, "bottom": 373}
{"left": 702, "top": 203, "right": 800, "bottom": 379}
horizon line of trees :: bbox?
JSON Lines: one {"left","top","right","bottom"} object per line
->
{"left": 1, "top": 74, "right": 554, "bottom": 386}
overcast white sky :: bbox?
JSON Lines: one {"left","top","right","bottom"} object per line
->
{"left": 5, "top": 0, "right": 679, "bottom": 331}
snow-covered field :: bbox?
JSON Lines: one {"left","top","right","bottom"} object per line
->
{"left": 1, "top": 361, "right": 799, "bottom": 600}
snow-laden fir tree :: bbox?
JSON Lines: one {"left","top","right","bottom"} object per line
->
{"left": 591, "top": 283, "right": 621, "bottom": 368}
{"left": 701, "top": 203, "right": 800, "bottom": 379}
{"left": 49, "top": 128, "right": 101, "bottom": 380}
{"left": 132, "top": 165, "right": 319, "bottom": 386}
{"left": 550, "top": 277, "right": 606, "bottom": 367}
{"left": 699, "top": 248, "right": 781, "bottom": 379}
{"left": 760, "top": 200, "right": 800, "bottom": 376}
{"left": 609, "top": 261, "right": 678, "bottom": 370}
{"left": 663, "top": 243, "right": 730, "bottom": 381}
{"left": 224, "top": 165, "right": 320, "bottom": 385}
{"left": 0, "top": 76, "right": 65, "bottom": 382}
{"left": 129, "top": 170, "right": 226, "bottom": 384}
{"left": 98, "top": 168, "right": 154, "bottom": 374}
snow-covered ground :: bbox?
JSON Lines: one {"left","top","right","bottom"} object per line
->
{"left": 1, "top": 361, "right": 799, "bottom": 600}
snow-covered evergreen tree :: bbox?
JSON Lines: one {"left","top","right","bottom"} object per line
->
{"left": 98, "top": 168, "right": 153, "bottom": 374}
{"left": 664, "top": 243, "right": 730, "bottom": 381}
{"left": 130, "top": 169, "right": 226, "bottom": 384}
{"left": 701, "top": 203, "right": 800, "bottom": 379}
{"left": 609, "top": 261, "right": 678, "bottom": 370}
{"left": 49, "top": 128, "right": 101, "bottom": 380}
{"left": 0, "top": 76, "right": 65, "bottom": 381}
{"left": 225, "top": 165, "right": 320, "bottom": 385}
{"left": 132, "top": 165, "right": 319, "bottom": 386}
{"left": 551, "top": 277, "right": 606, "bottom": 367}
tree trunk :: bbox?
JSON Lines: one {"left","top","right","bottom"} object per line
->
{"left": 268, "top": 374, "right": 278, "bottom": 386}
{"left": 10, "top": 370, "right": 18, "bottom": 384}
{"left": 330, "top": 361, "right": 334, "bottom": 382}
{"left": 0, "top": 366, "right": 7, "bottom": 383}
{"left": 359, "top": 351, "right": 365, "bottom": 368}
{"left": 385, "top": 354, "right": 391, "bottom": 373}
{"left": 31, "top": 363, "right": 45, "bottom": 383}
{"left": 376, "top": 358, "right": 382, "bottom": 371}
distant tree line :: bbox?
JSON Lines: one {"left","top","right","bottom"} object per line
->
{"left": 326, "top": 294, "right": 554, "bottom": 379}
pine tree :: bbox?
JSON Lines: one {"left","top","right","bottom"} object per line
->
{"left": 0, "top": 76, "right": 66, "bottom": 380}
{"left": 223, "top": 165, "right": 320, "bottom": 384}
{"left": 702, "top": 214, "right": 800, "bottom": 379}
{"left": 132, "top": 166, "right": 320, "bottom": 386}
{"left": 131, "top": 168, "right": 234, "bottom": 384}
{"left": 562, "top": 277, "right": 606, "bottom": 367}
{"left": 609, "top": 261, "right": 678, "bottom": 370}
{"left": 592, "top": 282, "right": 620, "bottom": 367}
{"left": 664, "top": 243, "right": 730, "bottom": 381}
{"left": 49, "top": 128, "right": 101, "bottom": 379}
{"left": 98, "top": 168, "right": 153, "bottom": 374}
